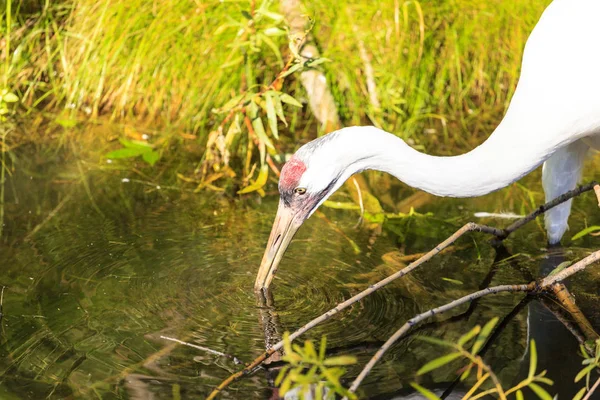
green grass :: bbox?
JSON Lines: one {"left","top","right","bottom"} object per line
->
{"left": 2, "top": 0, "right": 551, "bottom": 162}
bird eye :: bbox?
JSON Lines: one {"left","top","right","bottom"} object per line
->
{"left": 294, "top": 187, "right": 307, "bottom": 195}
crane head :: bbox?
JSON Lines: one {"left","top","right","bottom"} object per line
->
{"left": 254, "top": 147, "right": 343, "bottom": 292}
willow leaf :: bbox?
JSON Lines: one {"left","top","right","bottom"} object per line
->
{"left": 410, "top": 383, "right": 441, "bottom": 400}
{"left": 265, "top": 92, "right": 279, "bottom": 139}
{"left": 417, "top": 352, "right": 462, "bottom": 375}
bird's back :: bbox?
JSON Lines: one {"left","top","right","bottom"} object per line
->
{"left": 507, "top": 0, "right": 600, "bottom": 140}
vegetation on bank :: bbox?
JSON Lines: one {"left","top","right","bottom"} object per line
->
{"left": 2, "top": 0, "right": 550, "bottom": 192}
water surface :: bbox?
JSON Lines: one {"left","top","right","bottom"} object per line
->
{"left": 1, "top": 142, "right": 599, "bottom": 399}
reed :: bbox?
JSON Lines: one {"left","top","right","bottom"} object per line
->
{"left": 2, "top": 0, "right": 550, "bottom": 152}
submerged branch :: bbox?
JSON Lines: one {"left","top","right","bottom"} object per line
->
{"left": 348, "top": 249, "right": 600, "bottom": 394}
{"left": 540, "top": 250, "right": 600, "bottom": 286}
{"left": 346, "top": 284, "right": 533, "bottom": 394}
{"left": 547, "top": 283, "right": 599, "bottom": 341}
{"left": 498, "top": 181, "right": 598, "bottom": 239}
{"left": 207, "top": 181, "right": 599, "bottom": 398}
{"left": 207, "top": 222, "right": 501, "bottom": 398}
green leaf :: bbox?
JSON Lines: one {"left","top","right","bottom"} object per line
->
{"left": 258, "top": 33, "right": 283, "bottom": 67}
{"left": 281, "top": 352, "right": 303, "bottom": 364}
{"left": 417, "top": 352, "right": 462, "bottom": 375}
{"left": 119, "top": 138, "right": 153, "bottom": 149}
{"left": 279, "top": 375, "right": 293, "bottom": 395}
{"left": 575, "top": 363, "right": 596, "bottom": 383}
{"left": 319, "top": 336, "right": 327, "bottom": 360}
{"left": 528, "top": 383, "right": 553, "bottom": 400}
{"left": 271, "top": 92, "right": 287, "bottom": 126}
{"left": 237, "top": 164, "right": 269, "bottom": 194}
{"left": 571, "top": 225, "right": 600, "bottom": 241}
{"left": 220, "top": 56, "right": 244, "bottom": 69}
{"left": 580, "top": 344, "right": 591, "bottom": 359}
{"left": 417, "top": 336, "right": 455, "bottom": 348}
{"left": 323, "top": 356, "right": 357, "bottom": 366}
{"left": 572, "top": 387, "right": 587, "bottom": 400}
{"left": 304, "top": 340, "right": 316, "bottom": 359}
{"left": 256, "top": 9, "right": 284, "bottom": 21}
{"left": 472, "top": 317, "right": 498, "bottom": 355}
{"left": 142, "top": 150, "right": 160, "bottom": 166}
{"left": 214, "top": 22, "right": 241, "bottom": 35}
{"left": 528, "top": 339, "right": 538, "bottom": 379}
{"left": 251, "top": 117, "right": 274, "bottom": 150}
{"left": 280, "top": 62, "right": 303, "bottom": 77}
{"left": 547, "top": 260, "right": 572, "bottom": 277}
{"left": 263, "top": 27, "right": 286, "bottom": 36}
{"left": 2, "top": 92, "right": 18, "bottom": 103}
{"left": 282, "top": 332, "right": 293, "bottom": 356}
{"left": 219, "top": 94, "right": 244, "bottom": 113}
{"left": 247, "top": 99, "right": 259, "bottom": 118}
{"left": 516, "top": 390, "right": 525, "bottom": 400}
{"left": 323, "top": 201, "right": 361, "bottom": 210}
{"left": 241, "top": 10, "right": 252, "bottom": 20}
{"left": 306, "top": 57, "right": 331, "bottom": 67}
{"left": 292, "top": 343, "right": 305, "bottom": 357}
{"left": 316, "top": 382, "right": 324, "bottom": 400}
{"left": 106, "top": 147, "right": 147, "bottom": 159}
{"left": 536, "top": 377, "right": 554, "bottom": 386}
{"left": 409, "top": 383, "right": 441, "bottom": 400}
{"left": 265, "top": 93, "right": 279, "bottom": 139}
{"left": 442, "top": 277, "right": 463, "bottom": 285}
{"left": 280, "top": 93, "right": 303, "bottom": 107}
{"left": 274, "top": 366, "right": 289, "bottom": 386}
{"left": 321, "top": 367, "right": 342, "bottom": 388}
{"left": 55, "top": 117, "right": 77, "bottom": 128}
{"left": 457, "top": 326, "right": 481, "bottom": 347}
{"left": 459, "top": 364, "right": 473, "bottom": 381}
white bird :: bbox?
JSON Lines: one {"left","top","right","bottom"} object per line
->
{"left": 255, "top": 0, "right": 600, "bottom": 291}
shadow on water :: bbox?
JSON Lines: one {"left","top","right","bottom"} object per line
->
{"left": 0, "top": 142, "right": 599, "bottom": 399}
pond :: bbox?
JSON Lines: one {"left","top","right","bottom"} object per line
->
{"left": 0, "top": 137, "right": 599, "bottom": 399}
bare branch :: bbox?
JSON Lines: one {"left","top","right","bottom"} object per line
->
{"left": 348, "top": 250, "right": 600, "bottom": 394}
{"left": 207, "top": 222, "right": 502, "bottom": 398}
{"left": 207, "top": 182, "right": 600, "bottom": 398}
{"left": 540, "top": 250, "right": 600, "bottom": 286}
{"left": 499, "top": 181, "right": 598, "bottom": 239}
{"left": 346, "top": 283, "right": 533, "bottom": 394}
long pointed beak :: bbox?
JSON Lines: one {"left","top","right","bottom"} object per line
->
{"left": 255, "top": 201, "right": 303, "bottom": 292}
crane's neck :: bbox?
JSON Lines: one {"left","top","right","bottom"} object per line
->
{"left": 324, "top": 122, "right": 581, "bottom": 198}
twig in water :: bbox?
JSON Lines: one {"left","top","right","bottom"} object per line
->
{"left": 206, "top": 222, "right": 503, "bottom": 399}
{"left": 347, "top": 249, "right": 600, "bottom": 395}
{"left": 160, "top": 336, "right": 245, "bottom": 365}
{"left": 346, "top": 283, "right": 534, "bottom": 395}
{"left": 499, "top": 181, "right": 598, "bottom": 239}
{"left": 540, "top": 250, "right": 600, "bottom": 285}
{"left": 547, "top": 283, "right": 599, "bottom": 341}
{"left": 24, "top": 193, "right": 73, "bottom": 241}
{"left": 208, "top": 182, "right": 598, "bottom": 397}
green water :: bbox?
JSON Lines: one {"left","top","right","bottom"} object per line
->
{"left": 0, "top": 144, "right": 599, "bottom": 399}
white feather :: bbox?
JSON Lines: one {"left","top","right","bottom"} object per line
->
{"left": 542, "top": 140, "right": 589, "bottom": 244}
{"left": 291, "top": 0, "right": 600, "bottom": 242}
